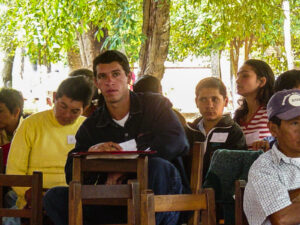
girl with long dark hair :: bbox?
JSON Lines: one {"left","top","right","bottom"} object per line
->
{"left": 234, "top": 59, "right": 275, "bottom": 149}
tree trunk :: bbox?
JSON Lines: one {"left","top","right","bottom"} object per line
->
{"left": 244, "top": 35, "right": 254, "bottom": 61}
{"left": 138, "top": 0, "right": 170, "bottom": 80}
{"left": 230, "top": 38, "right": 242, "bottom": 77}
{"left": 67, "top": 49, "right": 83, "bottom": 71}
{"left": 1, "top": 50, "right": 15, "bottom": 88}
{"left": 283, "top": 0, "right": 294, "bottom": 69}
{"left": 77, "top": 24, "right": 108, "bottom": 69}
{"left": 211, "top": 50, "right": 221, "bottom": 79}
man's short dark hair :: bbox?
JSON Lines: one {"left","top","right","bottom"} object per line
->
{"left": 0, "top": 88, "right": 24, "bottom": 117}
{"left": 274, "top": 70, "right": 300, "bottom": 92}
{"left": 69, "top": 69, "right": 94, "bottom": 81}
{"left": 133, "top": 75, "right": 161, "bottom": 93}
{"left": 269, "top": 116, "right": 281, "bottom": 127}
{"left": 195, "top": 77, "right": 227, "bottom": 98}
{"left": 93, "top": 50, "right": 130, "bottom": 77}
{"left": 55, "top": 76, "right": 94, "bottom": 108}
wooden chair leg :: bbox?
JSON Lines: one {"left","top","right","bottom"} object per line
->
{"left": 69, "top": 181, "right": 83, "bottom": 225}
{"left": 141, "top": 190, "right": 155, "bottom": 225}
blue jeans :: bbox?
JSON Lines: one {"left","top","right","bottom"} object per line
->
{"left": 2, "top": 190, "right": 21, "bottom": 225}
{"left": 43, "top": 157, "right": 183, "bottom": 225}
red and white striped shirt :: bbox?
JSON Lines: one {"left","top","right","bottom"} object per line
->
{"left": 240, "top": 106, "right": 271, "bottom": 149}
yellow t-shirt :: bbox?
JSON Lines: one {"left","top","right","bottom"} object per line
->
{"left": 6, "top": 109, "right": 85, "bottom": 208}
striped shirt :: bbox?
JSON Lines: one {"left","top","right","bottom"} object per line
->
{"left": 240, "top": 106, "right": 271, "bottom": 149}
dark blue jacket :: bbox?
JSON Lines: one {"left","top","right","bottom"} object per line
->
{"left": 65, "top": 92, "right": 190, "bottom": 191}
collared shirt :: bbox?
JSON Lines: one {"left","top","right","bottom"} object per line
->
{"left": 244, "top": 143, "right": 300, "bottom": 225}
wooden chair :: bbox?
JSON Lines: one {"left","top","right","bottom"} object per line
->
{"left": 0, "top": 172, "right": 43, "bottom": 225}
{"left": 140, "top": 142, "right": 216, "bottom": 225}
{"left": 72, "top": 154, "right": 148, "bottom": 192}
{"left": 0, "top": 147, "right": 3, "bottom": 173}
{"left": 235, "top": 180, "right": 248, "bottom": 225}
{"left": 69, "top": 180, "right": 140, "bottom": 225}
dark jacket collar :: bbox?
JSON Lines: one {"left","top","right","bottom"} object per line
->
{"left": 187, "top": 113, "right": 234, "bottom": 132}
{"left": 96, "top": 91, "right": 143, "bottom": 128}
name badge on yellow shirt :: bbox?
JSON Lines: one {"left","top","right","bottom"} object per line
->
{"left": 67, "top": 135, "right": 76, "bottom": 144}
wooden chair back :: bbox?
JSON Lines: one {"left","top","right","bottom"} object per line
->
{"left": 289, "top": 188, "right": 300, "bottom": 203}
{"left": 72, "top": 154, "right": 148, "bottom": 192}
{"left": 235, "top": 180, "right": 248, "bottom": 225}
{"left": 69, "top": 180, "right": 140, "bottom": 225}
{"left": 0, "top": 147, "right": 3, "bottom": 173}
{"left": 0, "top": 172, "right": 43, "bottom": 225}
{"left": 140, "top": 142, "right": 216, "bottom": 225}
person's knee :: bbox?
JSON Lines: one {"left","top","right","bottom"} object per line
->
{"left": 148, "top": 157, "right": 182, "bottom": 194}
{"left": 43, "top": 186, "right": 68, "bottom": 209}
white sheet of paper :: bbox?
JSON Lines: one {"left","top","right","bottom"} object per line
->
{"left": 210, "top": 132, "right": 229, "bottom": 143}
{"left": 245, "top": 131, "right": 260, "bottom": 146}
{"left": 67, "top": 135, "right": 76, "bottom": 144}
{"left": 119, "top": 139, "right": 137, "bottom": 151}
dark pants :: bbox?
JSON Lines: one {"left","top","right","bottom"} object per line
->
{"left": 43, "top": 157, "right": 183, "bottom": 225}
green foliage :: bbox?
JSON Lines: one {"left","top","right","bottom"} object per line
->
{"left": 169, "top": 0, "right": 294, "bottom": 73}
{"left": 0, "top": 0, "right": 144, "bottom": 65}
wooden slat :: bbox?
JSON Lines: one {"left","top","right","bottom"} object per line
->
{"left": 289, "top": 188, "right": 300, "bottom": 203}
{"left": 0, "top": 208, "right": 31, "bottom": 217}
{"left": 154, "top": 194, "right": 207, "bottom": 212}
{"left": 81, "top": 159, "right": 138, "bottom": 173}
{"left": 81, "top": 184, "right": 132, "bottom": 199}
{"left": 82, "top": 199, "right": 127, "bottom": 205}
{"left": 0, "top": 175, "right": 33, "bottom": 186}
{"left": 0, "top": 147, "right": 3, "bottom": 173}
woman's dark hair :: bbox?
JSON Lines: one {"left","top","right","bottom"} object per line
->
{"left": 234, "top": 59, "right": 275, "bottom": 123}
{"left": 0, "top": 88, "right": 24, "bottom": 118}
{"left": 195, "top": 77, "right": 227, "bottom": 99}
{"left": 55, "top": 76, "right": 94, "bottom": 108}
{"left": 274, "top": 69, "right": 300, "bottom": 92}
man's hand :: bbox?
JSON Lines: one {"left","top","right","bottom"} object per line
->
{"left": 88, "top": 142, "right": 122, "bottom": 152}
{"left": 252, "top": 140, "right": 270, "bottom": 151}
{"left": 105, "top": 173, "right": 125, "bottom": 185}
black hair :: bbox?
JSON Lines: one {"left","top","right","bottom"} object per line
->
{"left": 195, "top": 77, "right": 227, "bottom": 99}
{"left": 133, "top": 75, "right": 161, "bottom": 93}
{"left": 234, "top": 59, "right": 275, "bottom": 123}
{"left": 269, "top": 116, "right": 281, "bottom": 127}
{"left": 0, "top": 88, "right": 24, "bottom": 118}
{"left": 275, "top": 69, "right": 300, "bottom": 92}
{"left": 93, "top": 50, "right": 130, "bottom": 77}
{"left": 55, "top": 76, "right": 94, "bottom": 108}
{"left": 69, "top": 68, "right": 94, "bottom": 81}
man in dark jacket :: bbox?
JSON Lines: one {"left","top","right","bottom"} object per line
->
{"left": 43, "top": 50, "right": 189, "bottom": 225}
{"left": 186, "top": 77, "right": 247, "bottom": 178}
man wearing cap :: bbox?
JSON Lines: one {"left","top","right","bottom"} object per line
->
{"left": 244, "top": 89, "right": 300, "bottom": 225}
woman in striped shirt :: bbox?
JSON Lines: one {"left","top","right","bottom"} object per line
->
{"left": 234, "top": 59, "right": 275, "bottom": 150}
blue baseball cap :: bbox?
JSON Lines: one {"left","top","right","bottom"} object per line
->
{"left": 267, "top": 89, "right": 300, "bottom": 120}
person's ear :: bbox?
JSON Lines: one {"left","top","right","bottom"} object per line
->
{"left": 12, "top": 108, "right": 21, "bottom": 118}
{"left": 195, "top": 97, "right": 199, "bottom": 109}
{"left": 127, "top": 72, "right": 132, "bottom": 85}
{"left": 259, "top": 77, "right": 267, "bottom": 87}
{"left": 224, "top": 96, "right": 229, "bottom": 107}
{"left": 268, "top": 121, "right": 279, "bottom": 138}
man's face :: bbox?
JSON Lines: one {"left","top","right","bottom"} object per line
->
{"left": 0, "top": 103, "right": 19, "bottom": 130}
{"left": 269, "top": 116, "right": 300, "bottom": 157}
{"left": 94, "top": 62, "right": 131, "bottom": 105}
{"left": 53, "top": 95, "right": 84, "bottom": 126}
{"left": 195, "top": 87, "right": 228, "bottom": 122}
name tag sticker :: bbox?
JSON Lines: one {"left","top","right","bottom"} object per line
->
{"left": 67, "top": 135, "right": 76, "bottom": 144}
{"left": 210, "top": 132, "right": 229, "bottom": 143}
